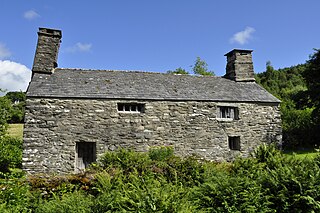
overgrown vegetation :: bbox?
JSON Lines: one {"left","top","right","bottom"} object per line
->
{"left": 1, "top": 146, "right": 320, "bottom": 212}
{"left": 0, "top": 136, "right": 22, "bottom": 175}
{"left": 255, "top": 49, "right": 320, "bottom": 149}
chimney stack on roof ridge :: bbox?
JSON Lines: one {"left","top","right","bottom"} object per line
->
{"left": 224, "top": 49, "right": 255, "bottom": 82}
{"left": 32, "top": 27, "right": 62, "bottom": 74}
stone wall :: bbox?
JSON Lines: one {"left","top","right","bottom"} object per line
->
{"left": 23, "top": 98, "right": 282, "bottom": 174}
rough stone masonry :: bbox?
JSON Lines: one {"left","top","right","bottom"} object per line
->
{"left": 23, "top": 28, "right": 282, "bottom": 174}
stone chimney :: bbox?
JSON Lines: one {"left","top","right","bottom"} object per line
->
{"left": 32, "top": 28, "right": 62, "bottom": 74}
{"left": 224, "top": 49, "right": 255, "bottom": 82}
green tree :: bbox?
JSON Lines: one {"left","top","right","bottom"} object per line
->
{"left": 167, "top": 67, "right": 189, "bottom": 74}
{"left": 5, "top": 91, "right": 26, "bottom": 103}
{"left": 0, "top": 90, "right": 13, "bottom": 137}
{"left": 0, "top": 136, "right": 22, "bottom": 173}
{"left": 255, "top": 61, "right": 312, "bottom": 149}
{"left": 5, "top": 91, "right": 26, "bottom": 123}
{"left": 303, "top": 49, "right": 320, "bottom": 144}
{"left": 192, "top": 57, "right": 215, "bottom": 76}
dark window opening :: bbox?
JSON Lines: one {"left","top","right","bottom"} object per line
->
{"left": 229, "top": 136, "right": 240, "bottom": 150}
{"left": 218, "top": 106, "right": 239, "bottom": 120}
{"left": 118, "top": 103, "right": 145, "bottom": 113}
{"left": 76, "top": 142, "right": 96, "bottom": 171}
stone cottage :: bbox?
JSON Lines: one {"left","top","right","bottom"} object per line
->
{"left": 23, "top": 28, "right": 282, "bottom": 174}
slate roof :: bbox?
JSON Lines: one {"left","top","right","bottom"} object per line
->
{"left": 26, "top": 68, "right": 280, "bottom": 103}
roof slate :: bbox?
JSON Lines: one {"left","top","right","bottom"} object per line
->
{"left": 26, "top": 68, "right": 280, "bottom": 103}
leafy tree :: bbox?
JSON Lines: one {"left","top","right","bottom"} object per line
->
{"left": 5, "top": 91, "right": 26, "bottom": 123}
{"left": 5, "top": 91, "right": 26, "bottom": 104}
{"left": 0, "top": 89, "right": 13, "bottom": 137}
{"left": 167, "top": 57, "right": 215, "bottom": 76}
{"left": 167, "top": 67, "right": 189, "bottom": 74}
{"left": 192, "top": 57, "right": 215, "bottom": 76}
{"left": 0, "top": 136, "right": 22, "bottom": 174}
{"left": 303, "top": 49, "right": 320, "bottom": 144}
{"left": 255, "top": 62, "right": 312, "bottom": 149}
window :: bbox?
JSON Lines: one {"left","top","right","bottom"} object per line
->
{"left": 118, "top": 103, "right": 144, "bottom": 113}
{"left": 75, "top": 142, "right": 96, "bottom": 171}
{"left": 228, "top": 136, "right": 240, "bottom": 150}
{"left": 217, "top": 106, "right": 239, "bottom": 120}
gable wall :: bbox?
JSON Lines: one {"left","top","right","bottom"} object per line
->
{"left": 23, "top": 98, "right": 282, "bottom": 174}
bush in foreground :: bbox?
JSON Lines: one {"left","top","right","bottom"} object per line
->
{"left": 1, "top": 145, "right": 320, "bottom": 212}
{"left": 0, "top": 136, "right": 22, "bottom": 175}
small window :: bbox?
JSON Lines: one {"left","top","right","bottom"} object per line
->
{"left": 118, "top": 103, "right": 145, "bottom": 113}
{"left": 217, "top": 106, "right": 239, "bottom": 120}
{"left": 229, "top": 136, "right": 240, "bottom": 150}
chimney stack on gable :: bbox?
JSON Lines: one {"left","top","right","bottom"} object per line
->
{"left": 32, "top": 28, "right": 62, "bottom": 74}
{"left": 224, "top": 49, "right": 255, "bottom": 82}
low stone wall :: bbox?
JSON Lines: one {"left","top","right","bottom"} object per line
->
{"left": 23, "top": 98, "right": 282, "bottom": 174}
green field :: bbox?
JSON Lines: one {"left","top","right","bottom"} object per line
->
{"left": 7, "top": 123, "right": 24, "bottom": 139}
{"left": 284, "top": 149, "right": 319, "bottom": 159}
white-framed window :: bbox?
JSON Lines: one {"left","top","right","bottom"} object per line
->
{"left": 228, "top": 136, "right": 240, "bottom": 150}
{"left": 117, "top": 103, "right": 145, "bottom": 113}
{"left": 217, "top": 106, "right": 239, "bottom": 120}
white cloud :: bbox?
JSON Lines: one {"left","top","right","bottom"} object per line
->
{"left": 230, "top": 27, "right": 255, "bottom": 45}
{"left": 24, "top": 10, "right": 40, "bottom": 20}
{"left": 0, "top": 60, "right": 31, "bottom": 95}
{"left": 66, "top": 42, "right": 92, "bottom": 53}
{"left": 0, "top": 43, "right": 11, "bottom": 59}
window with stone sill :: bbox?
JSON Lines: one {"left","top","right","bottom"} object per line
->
{"left": 228, "top": 136, "right": 240, "bottom": 150}
{"left": 117, "top": 103, "right": 145, "bottom": 113}
{"left": 217, "top": 106, "right": 239, "bottom": 120}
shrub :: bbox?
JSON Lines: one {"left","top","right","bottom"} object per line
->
{"left": 158, "top": 155, "right": 205, "bottom": 186}
{"left": 92, "top": 170, "right": 195, "bottom": 212}
{"left": 0, "top": 146, "right": 319, "bottom": 212}
{"left": 193, "top": 173, "right": 272, "bottom": 212}
{"left": 253, "top": 143, "right": 283, "bottom": 169}
{"left": 149, "top": 146, "right": 174, "bottom": 161}
{"left": 0, "top": 136, "right": 22, "bottom": 175}
{"left": 35, "top": 191, "right": 94, "bottom": 213}
{"left": 27, "top": 172, "right": 95, "bottom": 200}
{"left": 0, "top": 95, "right": 13, "bottom": 137}
{"left": 98, "top": 148, "right": 151, "bottom": 174}
{"left": 0, "top": 178, "right": 34, "bottom": 212}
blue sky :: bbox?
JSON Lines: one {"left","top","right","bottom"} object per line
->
{"left": 0, "top": 0, "right": 319, "bottom": 93}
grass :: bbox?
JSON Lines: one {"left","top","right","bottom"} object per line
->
{"left": 7, "top": 123, "right": 24, "bottom": 139}
{"left": 283, "top": 149, "right": 319, "bottom": 160}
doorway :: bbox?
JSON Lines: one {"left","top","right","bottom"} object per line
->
{"left": 75, "top": 142, "right": 96, "bottom": 171}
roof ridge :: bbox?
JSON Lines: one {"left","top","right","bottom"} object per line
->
{"left": 54, "top": 68, "right": 221, "bottom": 78}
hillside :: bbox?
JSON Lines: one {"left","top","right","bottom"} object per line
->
{"left": 255, "top": 62, "right": 314, "bottom": 149}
